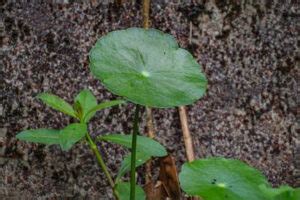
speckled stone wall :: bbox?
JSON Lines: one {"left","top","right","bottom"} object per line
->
{"left": 1, "top": 0, "right": 299, "bottom": 199}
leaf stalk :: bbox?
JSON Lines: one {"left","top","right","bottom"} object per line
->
{"left": 86, "top": 132, "right": 119, "bottom": 199}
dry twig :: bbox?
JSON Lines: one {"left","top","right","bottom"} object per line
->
{"left": 178, "top": 106, "right": 195, "bottom": 161}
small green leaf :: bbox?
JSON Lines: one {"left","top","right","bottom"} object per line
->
{"left": 37, "top": 93, "right": 77, "bottom": 118}
{"left": 114, "top": 182, "right": 145, "bottom": 200}
{"left": 259, "top": 185, "right": 300, "bottom": 200}
{"left": 99, "top": 134, "right": 167, "bottom": 157}
{"left": 117, "top": 152, "right": 151, "bottom": 180}
{"left": 16, "top": 123, "right": 87, "bottom": 151}
{"left": 89, "top": 28, "right": 207, "bottom": 108}
{"left": 16, "top": 129, "right": 60, "bottom": 145}
{"left": 74, "top": 89, "right": 97, "bottom": 122}
{"left": 179, "top": 157, "right": 270, "bottom": 200}
{"left": 82, "top": 100, "right": 125, "bottom": 122}
{"left": 59, "top": 123, "right": 87, "bottom": 151}
{"left": 73, "top": 101, "right": 82, "bottom": 117}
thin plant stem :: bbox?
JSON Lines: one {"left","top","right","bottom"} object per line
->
{"left": 86, "top": 132, "right": 119, "bottom": 199}
{"left": 130, "top": 104, "right": 141, "bottom": 200}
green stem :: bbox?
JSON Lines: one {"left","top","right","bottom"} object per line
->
{"left": 130, "top": 104, "right": 141, "bottom": 200}
{"left": 86, "top": 132, "right": 119, "bottom": 199}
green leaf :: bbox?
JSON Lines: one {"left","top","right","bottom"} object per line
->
{"left": 179, "top": 157, "right": 270, "bottom": 200}
{"left": 16, "top": 129, "right": 61, "bottom": 145}
{"left": 37, "top": 93, "right": 77, "bottom": 118}
{"left": 89, "top": 28, "right": 207, "bottom": 108}
{"left": 117, "top": 152, "right": 151, "bottom": 180}
{"left": 83, "top": 100, "right": 125, "bottom": 123}
{"left": 74, "top": 89, "right": 97, "bottom": 123}
{"left": 59, "top": 123, "right": 87, "bottom": 151}
{"left": 16, "top": 123, "right": 87, "bottom": 151}
{"left": 98, "top": 134, "right": 167, "bottom": 157}
{"left": 114, "top": 182, "right": 145, "bottom": 200}
{"left": 259, "top": 185, "right": 300, "bottom": 200}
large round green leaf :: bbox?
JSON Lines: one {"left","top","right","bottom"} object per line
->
{"left": 179, "top": 158, "right": 270, "bottom": 200}
{"left": 89, "top": 28, "right": 207, "bottom": 108}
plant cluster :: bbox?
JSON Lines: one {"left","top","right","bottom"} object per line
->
{"left": 16, "top": 28, "right": 299, "bottom": 200}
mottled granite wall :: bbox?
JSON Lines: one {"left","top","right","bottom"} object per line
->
{"left": 1, "top": 0, "right": 299, "bottom": 199}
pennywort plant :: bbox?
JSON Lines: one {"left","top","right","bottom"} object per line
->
{"left": 89, "top": 27, "right": 207, "bottom": 199}
{"left": 179, "top": 157, "right": 300, "bottom": 200}
{"left": 89, "top": 27, "right": 299, "bottom": 200}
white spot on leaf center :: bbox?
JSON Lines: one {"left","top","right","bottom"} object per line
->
{"left": 217, "top": 183, "right": 226, "bottom": 188}
{"left": 141, "top": 70, "right": 150, "bottom": 77}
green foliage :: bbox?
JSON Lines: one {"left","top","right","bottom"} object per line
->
{"left": 16, "top": 129, "right": 61, "bottom": 145}
{"left": 114, "top": 182, "right": 145, "bottom": 200}
{"left": 99, "top": 134, "right": 167, "bottom": 181}
{"left": 37, "top": 93, "right": 78, "bottom": 118}
{"left": 17, "top": 89, "right": 124, "bottom": 151}
{"left": 116, "top": 152, "right": 151, "bottom": 181}
{"left": 179, "top": 157, "right": 300, "bottom": 200}
{"left": 179, "top": 157, "right": 270, "bottom": 200}
{"left": 59, "top": 123, "right": 88, "bottom": 150}
{"left": 74, "top": 89, "right": 125, "bottom": 123}
{"left": 37, "top": 90, "right": 124, "bottom": 123}
{"left": 74, "top": 89, "right": 97, "bottom": 122}
{"left": 82, "top": 100, "right": 125, "bottom": 123}
{"left": 259, "top": 185, "right": 300, "bottom": 200}
{"left": 16, "top": 123, "right": 87, "bottom": 151}
{"left": 98, "top": 134, "right": 167, "bottom": 157}
{"left": 89, "top": 28, "right": 207, "bottom": 108}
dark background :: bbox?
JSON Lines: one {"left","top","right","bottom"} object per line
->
{"left": 1, "top": 0, "right": 299, "bottom": 199}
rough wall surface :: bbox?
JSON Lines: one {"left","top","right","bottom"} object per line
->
{"left": 1, "top": 0, "right": 299, "bottom": 199}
